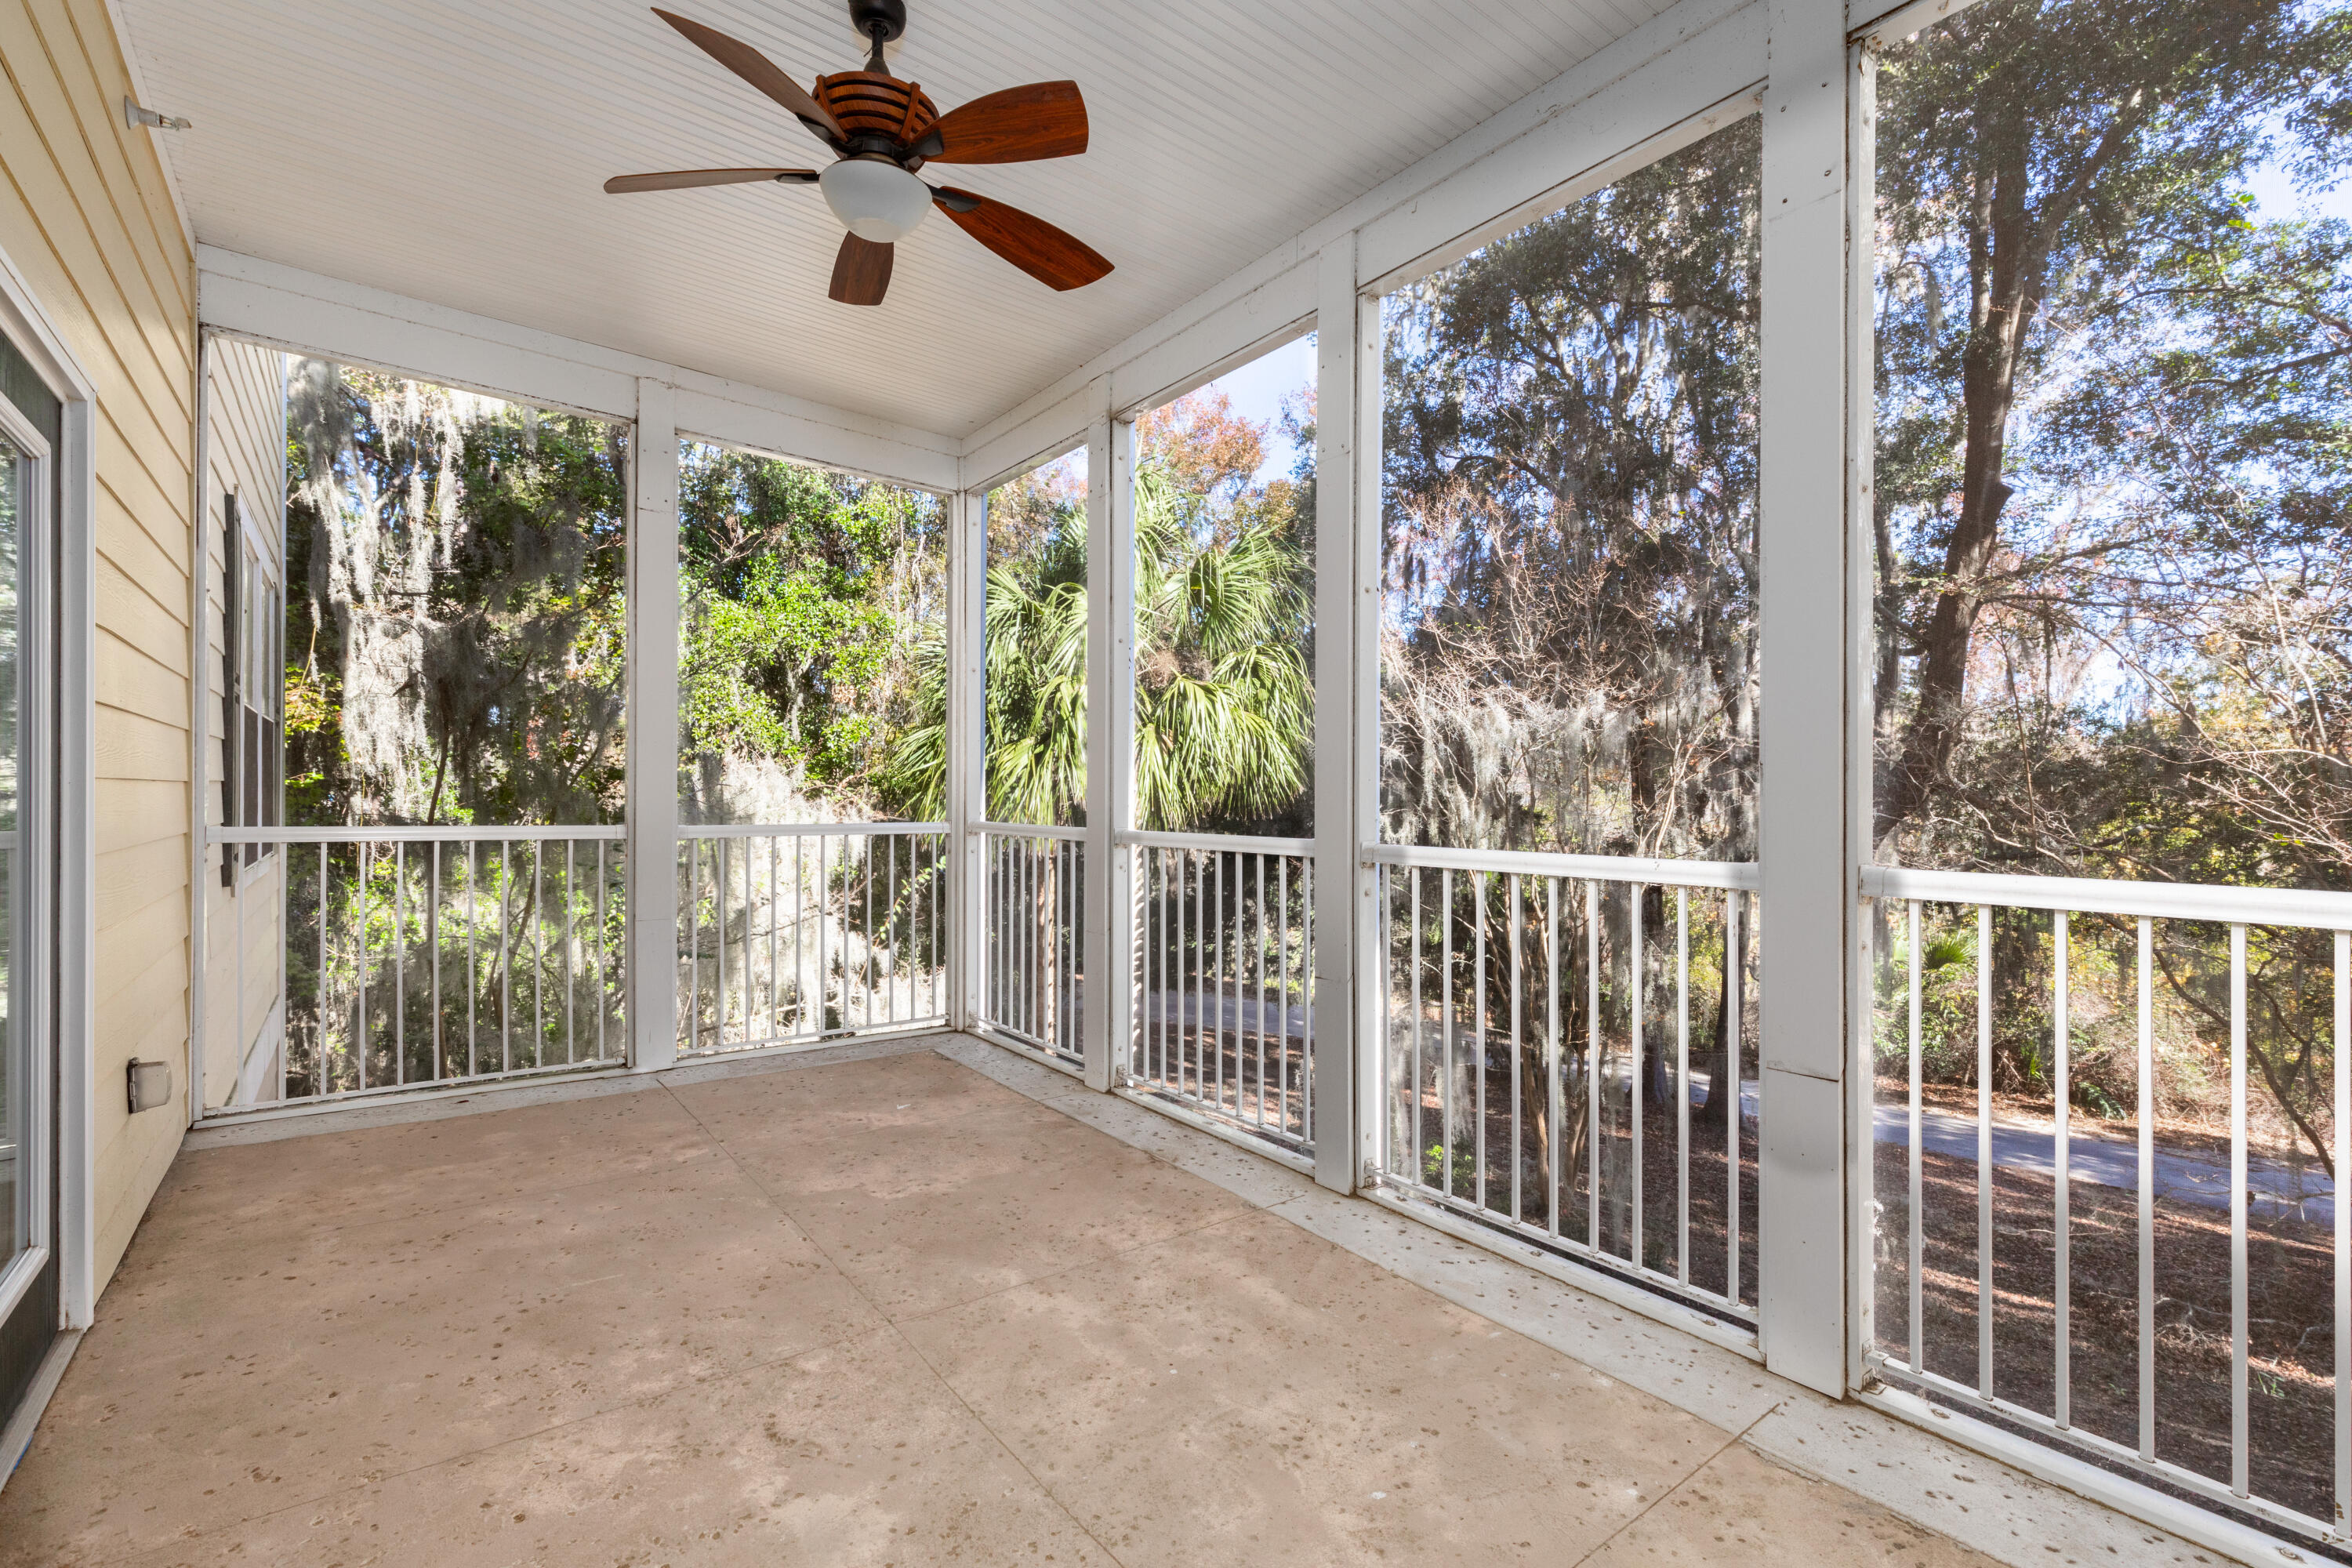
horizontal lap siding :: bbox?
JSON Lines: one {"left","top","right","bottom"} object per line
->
{"left": 1, "top": 0, "right": 197, "bottom": 1293}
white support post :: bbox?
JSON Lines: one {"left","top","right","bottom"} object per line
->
{"left": 1313, "top": 236, "right": 1367, "bottom": 1193}
{"left": 627, "top": 378, "right": 681, "bottom": 1073}
{"left": 1100, "top": 417, "right": 1139, "bottom": 1089}
{"left": 946, "top": 485, "right": 986, "bottom": 1033}
{"left": 1844, "top": 31, "right": 1882, "bottom": 1396}
{"left": 1756, "top": 0, "right": 1854, "bottom": 1397}
{"left": 1080, "top": 392, "right": 1120, "bottom": 1091}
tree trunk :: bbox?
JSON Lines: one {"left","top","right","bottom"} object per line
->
{"left": 1878, "top": 135, "right": 2035, "bottom": 848}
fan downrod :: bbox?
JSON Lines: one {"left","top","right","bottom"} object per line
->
{"left": 850, "top": 0, "right": 906, "bottom": 70}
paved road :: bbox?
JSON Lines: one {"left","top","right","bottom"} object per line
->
{"left": 1704, "top": 1074, "right": 2332, "bottom": 1228}
{"left": 1124, "top": 996, "right": 2336, "bottom": 1227}
{"left": 1868, "top": 1092, "right": 2332, "bottom": 1227}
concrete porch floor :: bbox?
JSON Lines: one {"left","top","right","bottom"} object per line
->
{"left": 0, "top": 1040, "right": 2130, "bottom": 1566}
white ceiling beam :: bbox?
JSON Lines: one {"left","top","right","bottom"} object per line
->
{"left": 196, "top": 245, "right": 962, "bottom": 492}
{"left": 960, "top": 379, "right": 1105, "bottom": 497}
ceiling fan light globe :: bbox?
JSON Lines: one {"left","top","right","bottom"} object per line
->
{"left": 820, "top": 158, "right": 931, "bottom": 243}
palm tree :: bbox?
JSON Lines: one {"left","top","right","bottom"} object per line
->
{"left": 1129, "top": 465, "right": 1311, "bottom": 830}
{"left": 881, "top": 463, "right": 1312, "bottom": 830}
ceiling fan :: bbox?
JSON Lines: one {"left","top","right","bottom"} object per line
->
{"left": 606, "top": 2, "right": 1113, "bottom": 307}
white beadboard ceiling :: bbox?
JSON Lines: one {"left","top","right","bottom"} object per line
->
{"left": 115, "top": 0, "right": 1670, "bottom": 437}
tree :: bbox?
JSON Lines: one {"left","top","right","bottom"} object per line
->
{"left": 1381, "top": 118, "right": 1761, "bottom": 863}
{"left": 1375, "top": 119, "right": 1763, "bottom": 1153}
{"left": 1870, "top": 0, "right": 2351, "bottom": 853}
{"left": 1134, "top": 386, "right": 1266, "bottom": 506}
{"left": 1131, "top": 465, "right": 1313, "bottom": 830}
{"left": 1868, "top": 0, "right": 2352, "bottom": 1168}
{"left": 285, "top": 362, "right": 627, "bottom": 828}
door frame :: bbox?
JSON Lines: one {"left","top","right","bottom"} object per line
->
{"left": 0, "top": 391, "right": 52, "bottom": 1338}
{"left": 0, "top": 237, "right": 98, "bottom": 1341}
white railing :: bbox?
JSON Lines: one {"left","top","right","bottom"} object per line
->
{"left": 208, "top": 825, "right": 627, "bottom": 1110}
{"left": 1370, "top": 844, "right": 1760, "bottom": 1326}
{"left": 1860, "top": 863, "right": 2352, "bottom": 1544}
{"left": 976, "top": 822, "right": 1085, "bottom": 1066}
{"left": 678, "top": 822, "right": 947, "bottom": 1057}
{"left": 1126, "top": 830, "right": 1314, "bottom": 1154}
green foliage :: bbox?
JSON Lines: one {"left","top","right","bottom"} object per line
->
{"left": 978, "top": 491, "right": 1091, "bottom": 826}
{"left": 1423, "top": 1141, "right": 1477, "bottom": 1192}
{"left": 676, "top": 446, "right": 943, "bottom": 817}
{"left": 881, "top": 457, "right": 1316, "bottom": 832}
{"left": 1131, "top": 466, "right": 1314, "bottom": 830}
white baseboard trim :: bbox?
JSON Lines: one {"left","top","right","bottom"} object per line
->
{"left": 183, "top": 1030, "right": 954, "bottom": 1150}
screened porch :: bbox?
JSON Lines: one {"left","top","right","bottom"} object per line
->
{"left": 0, "top": 0, "right": 2344, "bottom": 1562}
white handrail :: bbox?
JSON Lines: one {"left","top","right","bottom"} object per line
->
{"left": 1366, "top": 840, "right": 1759, "bottom": 891}
{"left": 1119, "top": 828, "right": 1315, "bottom": 856}
{"left": 976, "top": 820, "right": 1088, "bottom": 843}
{"left": 213, "top": 822, "right": 955, "bottom": 846}
{"left": 684, "top": 821, "right": 947, "bottom": 839}
{"left": 209, "top": 824, "right": 623, "bottom": 844}
{"left": 1862, "top": 864, "right": 2352, "bottom": 928}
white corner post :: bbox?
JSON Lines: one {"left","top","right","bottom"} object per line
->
{"left": 627, "top": 377, "right": 681, "bottom": 1073}
{"left": 1755, "top": 0, "right": 1856, "bottom": 1396}
{"left": 1080, "top": 391, "right": 1127, "bottom": 1091}
{"left": 1313, "top": 235, "right": 1367, "bottom": 1193}
{"left": 946, "top": 483, "right": 985, "bottom": 1033}
{"left": 187, "top": 332, "right": 212, "bottom": 1126}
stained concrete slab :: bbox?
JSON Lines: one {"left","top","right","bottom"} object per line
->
{"left": 1, "top": 1044, "right": 2017, "bottom": 1567}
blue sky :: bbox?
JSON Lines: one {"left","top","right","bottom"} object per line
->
{"left": 1197, "top": 332, "right": 1316, "bottom": 488}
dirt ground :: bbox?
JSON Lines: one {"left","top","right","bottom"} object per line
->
{"left": 1401, "top": 1084, "right": 1763, "bottom": 1308}
{"left": 1873, "top": 1139, "right": 2334, "bottom": 1524}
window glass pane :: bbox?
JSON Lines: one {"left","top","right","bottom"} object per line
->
{"left": 1381, "top": 119, "right": 1762, "bottom": 858}
{"left": 0, "top": 433, "right": 16, "bottom": 834}
{"left": 1867, "top": 0, "right": 2352, "bottom": 1515}
{"left": 1132, "top": 336, "right": 1316, "bottom": 835}
{"left": 984, "top": 448, "right": 1088, "bottom": 827}
{"left": 0, "top": 426, "right": 18, "bottom": 1263}
{"left": 284, "top": 361, "right": 629, "bottom": 826}
{"left": 676, "top": 441, "right": 946, "bottom": 824}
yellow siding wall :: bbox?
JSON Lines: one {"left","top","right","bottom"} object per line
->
{"left": 200, "top": 338, "right": 283, "bottom": 1109}
{"left": 0, "top": 1, "right": 196, "bottom": 1290}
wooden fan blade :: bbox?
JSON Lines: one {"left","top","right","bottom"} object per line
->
{"left": 932, "top": 187, "right": 1112, "bottom": 291}
{"left": 829, "top": 233, "right": 895, "bottom": 307}
{"left": 604, "top": 167, "right": 817, "bottom": 192}
{"left": 922, "top": 82, "right": 1088, "bottom": 164}
{"left": 652, "top": 9, "right": 844, "bottom": 142}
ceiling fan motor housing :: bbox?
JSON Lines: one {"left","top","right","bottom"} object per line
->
{"left": 815, "top": 71, "right": 938, "bottom": 161}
